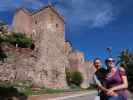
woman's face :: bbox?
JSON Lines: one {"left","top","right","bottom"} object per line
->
{"left": 106, "top": 60, "right": 115, "bottom": 68}
{"left": 94, "top": 59, "right": 102, "bottom": 69}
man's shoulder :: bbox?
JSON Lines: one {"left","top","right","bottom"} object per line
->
{"left": 96, "top": 68, "right": 107, "bottom": 73}
{"left": 95, "top": 68, "right": 108, "bottom": 78}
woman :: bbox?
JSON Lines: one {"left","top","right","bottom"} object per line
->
{"left": 104, "top": 58, "right": 128, "bottom": 100}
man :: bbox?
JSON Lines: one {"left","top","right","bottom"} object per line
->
{"left": 93, "top": 58, "right": 108, "bottom": 100}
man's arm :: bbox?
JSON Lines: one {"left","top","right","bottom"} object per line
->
{"left": 93, "top": 75, "right": 108, "bottom": 92}
{"left": 93, "top": 75, "right": 102, "bottom": 86}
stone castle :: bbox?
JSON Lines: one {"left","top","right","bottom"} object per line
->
{"left": 12, "top": 5, "right": 68, "bottom": 88}
{"left": 0, "top": 4, "right": 95, "bottom": 88}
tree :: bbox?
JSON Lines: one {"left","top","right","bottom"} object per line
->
{"left": 126, "top": 63, "right": 133, "bottom": 92}
{"left": 117, "top": 49, "right": 133, "bottom": 65}
{"left": 65, "top": 68, "right": 83, "bottom": 87}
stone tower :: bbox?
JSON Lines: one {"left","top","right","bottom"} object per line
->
{"left": 12, "top": 5, "right": 68, "bottom": 88}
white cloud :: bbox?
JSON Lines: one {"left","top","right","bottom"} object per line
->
{"left": 0, "top": 0, "right": 117, "bottom": 28}
{"left": 54, "top": 0, "right": 116, "bottom": 28}
{"left": 92, "top": 7, "right": 115, "bottom": 27}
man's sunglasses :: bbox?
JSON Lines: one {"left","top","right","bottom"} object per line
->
{"left": 107, "top": 60, "right": 115, "bottom": 62}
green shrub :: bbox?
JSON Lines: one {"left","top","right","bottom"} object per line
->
{"left": 65, "top": 68, "right": 84, "bottom": 87}
{"left": 0, "top": 34, "right": 8, "bottom": 43}
{"left": 0, "top": 33, "right": 32, "bottom": 48}
{"left": 71, "top": 70, "right": 84, "bottom": 86}
{"left": 0, "top": 82, "right": 26, "bottom": 96}
{"left": 7, "top": 33, "right": 32, "bottom": 48}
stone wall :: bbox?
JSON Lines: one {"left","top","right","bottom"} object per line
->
{"left": 68, "top": 51, "right": 84, "bottom": 69}
{"left": 82, "top": 61, "right": 95, "bottom": 88}
{"left": 0, "top": 43, "right": 36, "bottom": 83}
{"left": 68, "top": 51, "right": 95, "bottom": 88}
{"left": 0, "top": 42, "right": 68, "bottom": 88}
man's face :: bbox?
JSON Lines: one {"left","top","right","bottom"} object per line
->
{"left": 94, "top": 59, "right": 102, "bottom": 69}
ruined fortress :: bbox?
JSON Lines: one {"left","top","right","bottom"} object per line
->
{"left": 0, "top": 5, "right": 95, "bottom": 88}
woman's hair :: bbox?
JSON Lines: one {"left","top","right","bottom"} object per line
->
{"left": 120, "top": 63, "right": 127, "bottom": 69}
{"left": 93, "top": 58, "right": 101, "bottom": 63}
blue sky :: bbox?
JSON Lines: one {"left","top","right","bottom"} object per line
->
{"left": 0, "top": 0, "right": 133, "bottom": 61}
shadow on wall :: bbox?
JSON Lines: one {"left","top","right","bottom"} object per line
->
{"left": 0, "top": 86, "right": 27, "bottom": 100}
{"left": 0, "top": 46, "right": 7, "bottom": 63}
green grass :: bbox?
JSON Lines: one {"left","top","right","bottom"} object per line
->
{"left": 0, "top": 81, "right": 93, "bottom": 96}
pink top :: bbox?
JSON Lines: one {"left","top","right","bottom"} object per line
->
{"left": 104, "top": 67, "right": 128, "bottom": 99}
